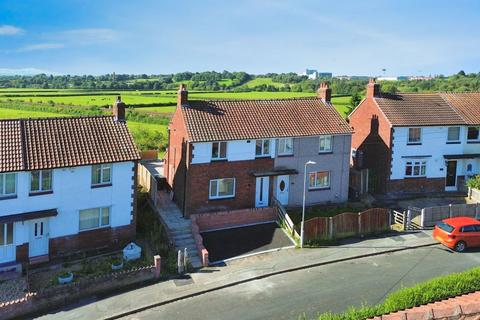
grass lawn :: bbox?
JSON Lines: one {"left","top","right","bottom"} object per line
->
{"left": 0, "top": 107, "right": 69, "bottom": 119}
{"left": 331, "top": 96, "right": 352, "bottom": 118}
{"left": 126, "top": 121, "right": 168, "bottom": 136}
{"left": 242, "top": 77, "right": 286, "bottom": 88}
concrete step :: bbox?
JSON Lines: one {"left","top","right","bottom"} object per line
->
{"left": 171, "top": 229, "right": 193, "bottom": 236}
{"left": 189, "top": 257, "right": 202, "bottom": 268}
{"left": 174, "top": 238, "right": 196, "bottom": 246}
{"left": 172, "top": 234, "right": 194, "bottom": 242}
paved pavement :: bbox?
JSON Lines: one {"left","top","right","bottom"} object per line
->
{"left": 38, "top": 230, "right": 441, "bottom": 320}
{"left": 126, "top": 245, "right": 480, "bottom": 320}
{"left": 202, "top": 223, "right": 294, "bottom": 262}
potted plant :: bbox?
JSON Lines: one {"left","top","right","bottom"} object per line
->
{"left": 57, "top": 271, "right": 74, "bottom": 284}
{"left": 111, "top": 257, "right": 124, "bottom": 270}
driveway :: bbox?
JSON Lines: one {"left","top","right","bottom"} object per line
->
{"left": 201, "top": 222, "right": 294, "bottom": 263}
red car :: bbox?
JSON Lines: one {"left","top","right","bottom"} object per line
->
{"left": 433, "top": 217, "right": 480, "bottom": 252}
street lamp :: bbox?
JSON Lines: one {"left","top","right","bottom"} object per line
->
{"left": 301, "top": 160, "right": 316, "bottom": 248}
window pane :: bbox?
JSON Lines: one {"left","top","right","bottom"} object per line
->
{"left": 263, "top": 140, "right": 270, "bottom": 155}
{"left": 220, "top": 142, "right": 227, "bottom": 158}
{"left": 42, "top": 170, "right": 52, "bottom": 191}
{"left": 320, "top": 136, "right": 332, "bottom": 151}
{"left": 0, "top": 224, "right": 4, "bottom": 246}
{"left": 210, "top": 180, "right": 217, "bottom": 197}
{"left": 255, "top": 140, "right": 262, "bottom": 155}
{"left": 5, "top": 173, "right": 15, "bottom": 194}
{"left": 468, "top": 127, "right": 479, "bottom": 140}
{"left": 448, "top": 127, "right": 460, "bottom": 141}
{"left": 101, "top": 208, "right": 110, "bottom": 226}
{"left": 408, "top": 128, "right": 421, "bottom": 142}
{"left": 212, "top": 142, "right": 219, "bottom": 158}
{"left": 308, "top": 173, "right": 316, "bottom": 188}
{"left": 285, "top": 138, "right": 293, "bottom": 153}
{"left": 0, "top": 175, "right": 3, "bottom": 195}
{"left": 92, "top": 165, "right": 101, "bottom": 184}
{"left": 31, "top": 171, "right": 40, "bottom": 191}
{"left": 405, "top": 164, "right": 412, "bottom": 176}
{"left": 413, "top": 165, "right": 420, "bottom": 176}
{"left": 6, "top": 223, "right": 13, "bottom": 245}
{"left": 421, "top": 164, "right": 426, "bottom": 176}
{"left": 317, "top": 172, "right": 329, "bottom": 188}
{"left": 79, "top": 208, "right": 100, "bottom": 230}
{"left": 102, "top": 165, "right": 111, "bottom": 183}
{"left": 218, "top": 178, "right": 234, "bottom": 197}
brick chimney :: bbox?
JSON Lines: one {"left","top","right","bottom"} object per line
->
{"left": 177, "top": 83, "right": 188, "bottom": 107}
{"left": 317, "top": 82, "right": 331, "bottom": 102}
{"left": 113, "top": 95, "right": 126, "bottom": 122}
{"left": 366, "top": 78, "right": 380, "bottom": 98}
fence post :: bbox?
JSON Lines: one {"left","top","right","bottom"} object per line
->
{"left": 388, "top": 209, "right": 392, "bottom": 229}
{"left": 184, "top": 248, "right": 188, "bottom": 273}
{"left": 154, "top": 255, "right": 161, "bottom": 279}
{"left": 358, "top": 212, "right": 362, "bottom": 236}
{"left": 449, "top": 204, "right": 453, "bottom": 218}
{"left": 402, "top": 210, "right": 407, "bottom": 231}
{"left": 420, "top": 208, "right": 425, "bottom": 228}
{"left": 177, "top": 250, "right": 184, "bottom": 275}
{"left": 328, "top": 217, "right": 334, "bottom": 240}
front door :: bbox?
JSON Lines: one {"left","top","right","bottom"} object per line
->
{"left": 29, "top": 219, "right": 49, "bottom": 257}
{"left": 276, "top": 175, "right": 289, "bottom": 205}
{"left": 255, "top": 176, "right": 270, "bottom": 207}
{"left": 445, "top": 161, "right": 457, "bottom": 191}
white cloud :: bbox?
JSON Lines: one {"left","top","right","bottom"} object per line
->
{"left": 16, "top": 43, "right": 64, "bottom": 52}
{"left": 0, "top": 25, "right": 24, "bottom": 36}
{"left": 48, "top": 28, "right": 120, "bottom": 45}
{"left": 0, "top": 68, "right": 60, "bottom": 76}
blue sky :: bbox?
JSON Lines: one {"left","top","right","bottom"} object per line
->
{"left": 1, "top": 0, "right": 479, "bottom": 76}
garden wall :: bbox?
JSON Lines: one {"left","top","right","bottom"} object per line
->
{"left": 303, "top": 208, "right": 390, "bottom": 242}
{"left": 0, "top": 263, "right": 160, "bottom": 320}
{"left": 469, "top": 187, "right": 480, "bottom": 203}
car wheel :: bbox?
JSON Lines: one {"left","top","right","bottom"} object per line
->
{"left": 455, "top": 241, "right": 467, "bottom": 252}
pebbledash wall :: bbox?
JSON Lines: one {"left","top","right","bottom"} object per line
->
{"left": 0, "top": 161, "right": 136, "bottom": 264}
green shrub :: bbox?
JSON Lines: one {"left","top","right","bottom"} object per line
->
{"left": 466, "top": 175, "right": 480, "bottom": 189}
{"left": 315, "top": 267, "right": 480, "bottom": 320}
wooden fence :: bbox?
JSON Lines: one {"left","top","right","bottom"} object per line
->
{"left": 303, "top": 208, "right": 390, "bottom": 242}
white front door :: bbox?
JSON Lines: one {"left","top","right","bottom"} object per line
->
{"left": 276, "top": 175, "right": 289, "bottom": 205}
{"left": 29, "top": 219, "right": 49, "bottom": 257}
{"left": 255, "top": 176, "right": 270, "bottom": 207}
{"left": 0, "top": 222, "right": 15, "bottom": 264}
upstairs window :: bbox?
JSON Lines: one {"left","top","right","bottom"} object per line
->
{"left": 277, "top": 138, "right": 293, "bottom": 156}
{"left": 30, "top": 169, "right": 53, "bottom": 194}
{"left": 319, "top": 135, "right": 332, "bottom": 153}
{"left": 447, "top": 127, "right": 460, "bottom": 143}
{"left": 211, "top": 141, "right": 227, "bottom": 160}
{"left": 0, "top": 173, "right": 16, "bottom": 198}
{"left": 405, "top": 160, "right": 426, "bottom": 177}
{"left": 407, "top": 128, "right": 422, "bottom": 145}
{"left": 467, "top": 127, "right": 480, "bottom": 141}
{"left": 255, "top": 139, "right": 270, "bottom": 157}
{"left": 308, "top": 171, "right": 330, "bottom": 189}
{"left": 92, "top": 164, "right": 112, "bottom": 186}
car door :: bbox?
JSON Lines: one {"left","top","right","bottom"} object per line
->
{"left": 473, "top": 225, "right": 480, "bottom": 247}
{"left": 460, "top": 225, "right": 477, "bottom": 247}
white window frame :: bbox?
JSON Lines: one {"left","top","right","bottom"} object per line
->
{"left": 30, "top": 169, "right": 53, "bottom": 194}
{"left": 255, "top": 139, "right": 271, "bottom": 157}
{"left": 407, "top": 128, "right": 422, "bottom": 145}
{"left": 467, "top": 126, "right": 480, "bottom": 142}
{"left": 405, "top": 160, "right": 427, "bottom": 178}
{"left": 447, "top": 127, "right": 461, "bottom": 143}
{"left": 209, "top": 178, "right": 236, "bottom": 199}
{"left": 308, "top": 171, "right": 331, "bottom": 190}
{"left": 0, "top": 173, "right": 17, "bottom": 198}
{"left": 0, "top": 222, "right": 14, "bottom": 246}
{"left": 277, "top": 138, "right": 293, "bottom": 156}
{"left": 91, "top": 163, "right": 112, "bottom": 186}
{"left": 79, "top": 207, "right": 111, "bottom": 231}
{"left": 319, "top": 135, "right": 332, "bottom": 153}
{"left": 211, "top": 141, "right": 228, "bottom": 160}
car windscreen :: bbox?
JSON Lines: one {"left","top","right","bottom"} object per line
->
{"left": 437, "top": 221, "right": 454, "bottom": 233}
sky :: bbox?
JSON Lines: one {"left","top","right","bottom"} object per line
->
{"left": 1, "top": 0, "right": 480, "bottom": 76}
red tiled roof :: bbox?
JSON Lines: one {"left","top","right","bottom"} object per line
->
{"left": 372, "top": 92, "right": 480, "bottom": 126}
{"left": 182, "top": 98, "right": 352, "bottom": 142}
{"left": 0, "top": 116, "right": 140, "bottom": 173}
{"left": 441, "top": 93, "right": 480, "bottom": 125}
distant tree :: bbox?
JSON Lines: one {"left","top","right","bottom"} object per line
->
{"left": 457, "top": 70, "right": 466, "bottom": 76}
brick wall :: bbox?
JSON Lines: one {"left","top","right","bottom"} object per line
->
{"left": 191, "top": 207, "right": 276, "bottom": 232}
{"left": 15, "top": 244, "right": 28, "bottom": 264}
{"left": 49, "top": 224, "right": 135, "bottom": 259}
{"left": 184, "top": 158, "right": 274, "bottom": 216}
{"left": 387, "top": 177, "right": 445, "bottom": 194}
{"left": 349, "top": 97, "right": 392, "bottom": 193}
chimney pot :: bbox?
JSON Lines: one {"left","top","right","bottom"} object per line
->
{"left": 317, "top": 82, "right": 331, "bottom": 102}
{"left": 367, "top": 78, "right": 380, "bottom": 98}
{"left": 113, "top": 96, "right": 126, "bottom": 122}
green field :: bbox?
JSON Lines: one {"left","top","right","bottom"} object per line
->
{"left": 242, "top": 77, "right": 286, "bottom": 89}
{"left": 0, "top": 89, "right": 352, "bottom": 152}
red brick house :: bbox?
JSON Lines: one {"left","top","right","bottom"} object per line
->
{"left": 349, "top": 79, "right": 480, "bottom": 194}
{"left": 165, "top": 84, "right": 352, "bottom": 217}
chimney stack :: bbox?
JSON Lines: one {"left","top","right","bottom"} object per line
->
{"left": 177, "top": 83, "right": 188, "bottom": 107}
{"left": 366, "top": 78, "right": 380, "bottom": 98}
{"left": 113, "top": 95, "right": 126, "bottom": 122}
{"left": 317, "top": 82, "right": 331, "bottom": 102}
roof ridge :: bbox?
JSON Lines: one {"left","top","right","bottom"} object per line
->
{"left": 0, "top": 115, "right": 113, "bottom": 122}
{"left": 189, "top": 96, "right": 319, "bottom": 103}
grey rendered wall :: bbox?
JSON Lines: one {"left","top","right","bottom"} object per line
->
{"left": 273, "top": 135, "right": 351, "bottom": 207}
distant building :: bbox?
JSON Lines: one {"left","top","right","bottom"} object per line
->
{"left": 377, "top": 77, "right": 399, "bottom": 81}
{"left": 318, "top": 72, "right": 333, "bottom": 79}
{"left": 298, "top": 69, "right": 332, "bottom": 80}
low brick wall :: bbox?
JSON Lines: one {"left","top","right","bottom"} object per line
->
{"left": 0, "top": 263, "right": 160, "bottom": 320}
{"left": 190, "top": 207, "right": 277, "bottom": 267}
